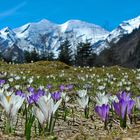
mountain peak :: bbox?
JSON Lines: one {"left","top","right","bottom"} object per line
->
{"left": 120, "top": 15, "right": 140, "bottom": 34}
{"left": 1, "top": 27, "right": 13, "bottom": 33}
{"left": 61, "top": 19, "right": 107, "bottom": 29}
{"left": 38, "top": 19, "right": 56, "bottom": 24}
{"left": 124, "top": 15, "right": 140, "bottom": 24}
{"left": 59, "top": 19, "right": 109, "bottom": 39}
{"left": 0, "top": 27, "right": 16, "bottom": 37}
{"left": 107, "top": 15, "right": 140, "bottom": 43}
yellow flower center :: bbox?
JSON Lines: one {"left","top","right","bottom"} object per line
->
{"left": 6, "top": 96, "right": 11, "bottom": 102}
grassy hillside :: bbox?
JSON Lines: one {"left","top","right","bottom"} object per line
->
{"left": 0, "top": 61, "right": 140, "bottom": 139}
{"left": 0, "top": 60, "right": 139, "bottom": 96}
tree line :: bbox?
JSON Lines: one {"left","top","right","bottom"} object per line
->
{"left": 23, "top": 39, "right": 97, "bottom": 66}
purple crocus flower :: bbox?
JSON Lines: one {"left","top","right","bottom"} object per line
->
{"left": 59, "top": 85, "right": 65, "bottom": 91}
{"left": 116, "top": 91, "right": 131, "bottom": 102}
{"left": 26, "top": 88, "right": 44, "bottom": 105}
{"left": 113, "top": 91, "right": 135, "bottom": 119}
{"left": 32, "top": 93, "right": 40, "bottom": 102}
{"left": 27, "top": 94, "right": 39, "bottom": 104}
{"left": 0, "top": 79, "right": 5, "bottom": 86}
{"left": 15, "top": 90, "right": 25, "bottom": 98}
{"left": 27, "top": 87, "right": 34, "bottom": 94}
{"left": 51, "top": 91, "right": 61, "bottom": 101}
{"left": 127, "top": 100, "right": 135, "bottom": 115}
{"left": 66, "top": 84, "right": 73, "bottom": 91}
{"left": 27, "top": 95, "right": 34, "bottom": 104}
{"left": 95, "top": 104, "right": 109, "bottom": 122}
{"left": 46, "top": 84, "right": 51, "bottom": 90}
{"left": 37, "top": 88, "right": 45, "bottom": 96}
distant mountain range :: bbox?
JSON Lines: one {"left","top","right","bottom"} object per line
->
{"left": 0, "top": 16, "right": 140, "bottom": 66}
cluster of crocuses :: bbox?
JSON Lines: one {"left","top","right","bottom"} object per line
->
{"left": 94, "top": 91, "right": 137, "bottom": 129}
{"left": 0, "top": 79, "right": 73, "bottom": 139}
{"left": 1, "top": 77, "right": 140, "bottom": 139}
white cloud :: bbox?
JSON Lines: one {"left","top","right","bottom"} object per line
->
{"left": 0, "top": 1, "right": 27, "bottom": 18}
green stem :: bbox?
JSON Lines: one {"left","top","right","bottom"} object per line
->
{"left": 24, "top": 105, "right": 35, "bottom": 140}
{"left": 63, "top": 103, "right": 67, "bottom": 121}
{"left": 25, "top": 114, "right": 35, "bottom": 140}
{"left": 84, "top": 106, "right": 89, "bottom": 119}
{"left": 120, "top": 111, "right": 127, "bottom": 128}
{"left": 48, "top": 114, "right": 53, "bottom": 134}
{"left": 72, "top": 108, "right": 75, "bottom": 125}
{"left": 104, "top": 119, "right": 108, "bottom": 130}
{"left": 5, "top": 117, "right": 12, "bottom": 134}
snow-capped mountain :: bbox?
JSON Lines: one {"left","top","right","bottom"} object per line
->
{"left": 107, "top": 16, "right": 140, "bottom": 43}
{"left": 95, "top": 15, "right": 140, "bottom": 68}
{"left": 0, "top": 19, "right": 109, "bottom": 61}
{"left": 0, "top": 27, "right": 17, "bottom": 50}
{"left": 15, "top": 19, "right": 108, "bottom": 53}
{"left": 94, "top": 15, "right": 140, "bottom": 54}
{"left": 0, "top": 15, "right": 140, "bottom": 62}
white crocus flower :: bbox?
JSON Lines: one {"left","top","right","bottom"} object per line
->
{"left": 23, "top": 76, "right": 26, "bottom": 80}
{"left": 109, "top": 95, "right": 118, "bottom": 102}
{"left": 77, "top": 95, "right": 89, "bottom": 109}
{"left": 39, "top": 85, "right": 44, "bottom": 90}
{"left": 97, "top": 79, "right": 101, "bottom": 83}
{"left": 108, "top": 95, "right": 118, "bottom": 105}
{"left": 98, "top": 85, "right": 105, "bottom": 91}
{"left": 15, "top": 76, "right": 20, "bottom": 80}
{"left": 0, "top": 92, "right": 24, "bottom": 120}
{"left": 32, "top": 106, "right": 46, "bottom": 125}
{"left": 28, "top": 78, "right": 33, "bottom": 84}
{"left": 3, "top": 84, "right": 10, "bottom": 90}
{"left": 37, "top": 76, "right": 40, "bottom": 79}
{"left": 136, "top": 76, "right": 140, "bottom": 80}
{"left": 126, "top": 86, "right": 131, "bottom": 91}
{"left": 5, "top": 90, "right": 13, "bottom": 97}
{"left": 37, "top": 95, "right": 62, "bottom": 122}
{"left": 110, "top": 81, "right": 114, "bottom": 85}
{"left": 77, "top": 89, "right": 87, "bottom": 98}
{"left": 61, "top": 92, "right": 70, "bottom": 103}
{"left": 8, "top": 78, "right": 14, "bottom": 82}
{"left": 134, "top": 97, "right": 140, "bottom": 110}
{"left": 20, "top": 71, "right": 23, "bottom": 74}
{"left": 95, "top": 92, "right": 109, "bottom": 106}
{"left": 15, "top": 85, "right": 20, "bottom": 90}
{"left": 0, "top": 88, "right": 4, "bottom": 94}
{"left": 77, "top": 89, "right": 89, "bottom": 109}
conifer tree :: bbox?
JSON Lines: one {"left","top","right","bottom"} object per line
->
{"left": 30, "top": 48, "right": 40, "bottom": 62}
{"left": 75, "top": 40, "right": 93, "bottom": 66}
{"left": 24, "top": 49, "right": 40, "bottom": 63}
{"left": 58, "top": 39, "right": 73, "bottom": 65}
{"left": 24, "top": 50, "right": 31, "bottom": 63}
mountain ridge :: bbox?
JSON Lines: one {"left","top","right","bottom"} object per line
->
{"left": 0, "top": 16, "right": 140, "bottom": 64}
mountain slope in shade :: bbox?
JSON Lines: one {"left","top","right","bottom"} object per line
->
{"left": 107, "top": 16, "right": 140, "bottom": 43}
{"left": 95, "top": 19, "right": 140, "bottom": 68}
{"left": 94, "top": 15, "right": 140, "bottom": 54}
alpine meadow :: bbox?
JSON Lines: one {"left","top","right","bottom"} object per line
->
{"left": 0, "top": 0, "right": 140, "bottom": 139}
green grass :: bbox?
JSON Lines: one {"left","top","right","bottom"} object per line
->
{"left": 0, "top": 60, "right": 140, "bottom": 139}
{"left": 0, "top": 60, "right": 139, "bottom": 96}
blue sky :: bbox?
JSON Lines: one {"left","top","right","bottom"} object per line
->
{"left": 0, "top": 0, "right": 140, "bottom": 31}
